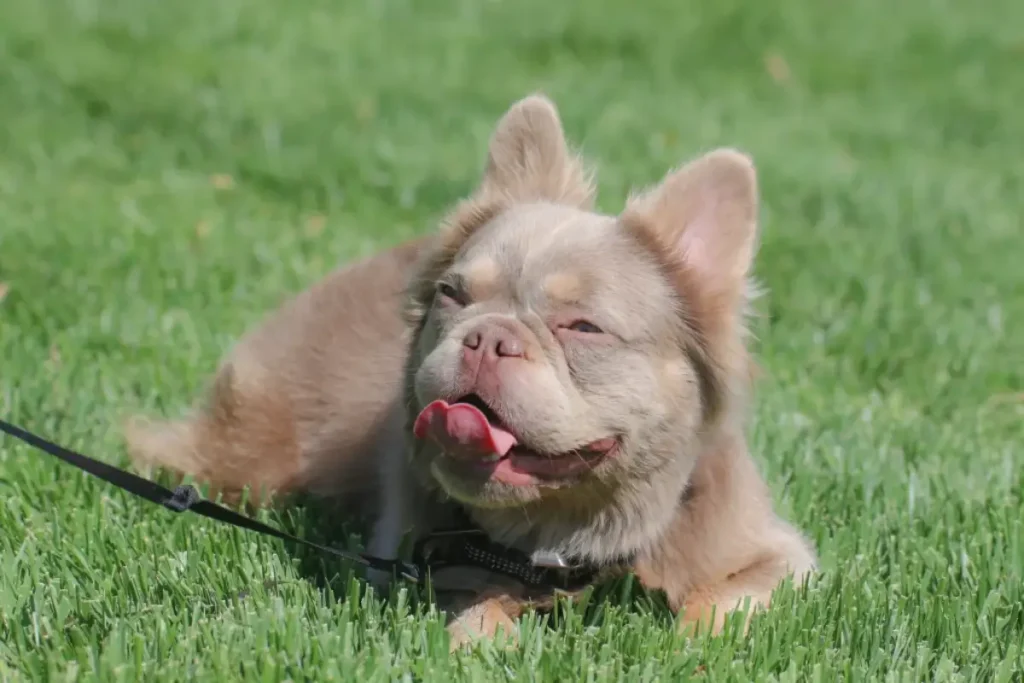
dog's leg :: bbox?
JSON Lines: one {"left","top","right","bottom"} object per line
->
{"left": 677, "top": 532, "right": 815, "bottom": 636}
{"left": 364, "top": 486, "right": 415, "bottom": 590}
{"left": 424, "top": 569, "right": 530, "bottom": 651}
{"left": 444, "top": 594, "right": 521, "bottom": 651}
{"left": 635, "top": 439, "right": 817, "bottom": 638}
{"left": 365, "top": 412, "right": 419, "bottom": 590}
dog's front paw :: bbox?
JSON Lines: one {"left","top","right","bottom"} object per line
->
{"left": 446, "top": 597, "right": 519, "bottom": 652}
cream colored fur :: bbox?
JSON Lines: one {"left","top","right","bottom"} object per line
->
{"left": 124, "top": 94, "right": 816, "bottom": 649}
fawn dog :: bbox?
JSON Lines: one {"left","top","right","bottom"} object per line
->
{"left": 126, "top": 94, "right": 816, "bottom": 648}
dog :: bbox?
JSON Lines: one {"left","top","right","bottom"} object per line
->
{"left": 125, "top": 94, "right": 816, "bottom": 648}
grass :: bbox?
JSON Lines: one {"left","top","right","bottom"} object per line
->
{"left": 1, "top": 0, "right": 1022, "bottom": 679}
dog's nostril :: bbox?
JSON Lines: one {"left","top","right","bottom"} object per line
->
{"left": 496, "top": 337, "right": 523, "bottom": 358}
{"left": 463, "top": 331, "right": 482, "bottom": 349}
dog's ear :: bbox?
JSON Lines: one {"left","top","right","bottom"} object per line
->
{"left": 403, "top": 95, "right": 595, "bottom": 326}
{"left": 477, "top": 94, "right": 595, "bottom": 209}
{"left": 622, "top": 148, "right": 760, "bottom": 418}
{"left": 624, "top": 148, "right": 758, "bottom": 304}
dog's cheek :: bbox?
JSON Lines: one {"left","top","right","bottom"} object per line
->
{"left": 572, "top": 348, "right": 662, "bottom": 429}
{"left": 412, "top": 309, "right": 489, "bottom": 401}
{"left": 610, "top": 357, "right": 704, "bottom": 479}
{"left": 560, "top": 341, "right": 608, "bottom": 385}
{"left": 656, "top": 355, "right": 704, "bottom": 422}
{"left": 558, "top": 345, "right": 622, "bottom": 417}
{"left": 415, "top": 309, "right": 446, "bottom": 356}
{"left": 490, "top": 363, "right": 593, "bottom": 444}
{"left": 411, "top": 317, "right": 464, "bottom": 397}
{"left": 413, "top": 340, "right": 461, "bottom": 405}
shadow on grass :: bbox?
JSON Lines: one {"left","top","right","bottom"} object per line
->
{"left": 254, "top": 492, "right": 678, "bottom": 635}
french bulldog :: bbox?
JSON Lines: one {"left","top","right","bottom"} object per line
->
{"left": 125, "top": 94, "right": 816, "bottom": 648}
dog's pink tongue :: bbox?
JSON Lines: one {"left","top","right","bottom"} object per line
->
{"left": 413, "top": 400, "right": 517, "bottom": 458}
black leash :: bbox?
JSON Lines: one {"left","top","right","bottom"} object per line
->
{"left": 0, "top": 417, "right": 614, "bottom": 593}
{"left": 0, "top": 418, "right": 421, "bottom": 582}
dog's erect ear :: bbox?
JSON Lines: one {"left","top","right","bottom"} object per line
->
{"left": 403, "top": 96, "right": 594, "bottom": 326}
{"left": 624, "top": 148, "right": 759, "bottom": 302}
{"left": 477, "top": 94, "right": 595, "bottom": 209}
{"left": 622, "top": 148, "right": 760, "bottom": 417}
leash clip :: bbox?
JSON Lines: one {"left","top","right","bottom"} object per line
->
{"left": 395, "top": 560, "right": 422, "bottom": 583}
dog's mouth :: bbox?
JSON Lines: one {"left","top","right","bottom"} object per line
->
{"left": 412, "top": 393, "right": 617, "bottom": 486}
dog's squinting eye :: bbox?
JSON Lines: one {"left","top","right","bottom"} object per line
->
{"left": 436, "top": 282, "right": 463, "bottom": 305}
{"left": 567, "top": 320, "right": 604, "bottom": 334}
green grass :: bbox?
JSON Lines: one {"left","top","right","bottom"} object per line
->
{"left": 1, "top": 0, "right": 1022, "bottom": 679}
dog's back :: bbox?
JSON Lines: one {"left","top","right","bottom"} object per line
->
{"left": 125, "top": 238, "right": 427, "bottom": 507}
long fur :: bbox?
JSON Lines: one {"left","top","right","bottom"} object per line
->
{"left": 124, "top": 94, "right": 816, "bottom": 648}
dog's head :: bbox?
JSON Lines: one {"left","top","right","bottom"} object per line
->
{"left": 403, "top": 95, "right": 759, "bottom": 561}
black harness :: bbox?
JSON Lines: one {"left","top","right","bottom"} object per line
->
{"left": 412, "top": 511, "right": 609, "bottom": 592}
{"left": 0, "top": 418, "right": 607, "bottom": 593}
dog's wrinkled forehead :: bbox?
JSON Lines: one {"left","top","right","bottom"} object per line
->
{"left": 449, "top": 203, "right": 677, "bottom": 333}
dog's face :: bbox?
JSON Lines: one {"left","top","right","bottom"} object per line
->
{"left": 404, "top": 96, "right": 759, "bottom": 561}
{"left": 412, "top": 204, "right": 701, "bottom": 504}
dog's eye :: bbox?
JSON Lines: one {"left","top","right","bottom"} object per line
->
{"left": 436, "top": 282, "right": 463, "bottom": 305}
{"left": 568, "top": 320, "right": 604, "bottom": 334}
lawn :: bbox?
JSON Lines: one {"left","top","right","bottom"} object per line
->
{"left": 1, "top": 0, "right": 1022, "bottom": 679}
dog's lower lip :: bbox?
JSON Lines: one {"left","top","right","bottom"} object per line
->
{"left": 447, "top": 439, "right": 618, "bottom": 483}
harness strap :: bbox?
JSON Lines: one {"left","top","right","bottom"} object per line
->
{"left": 414, "top": 526, "right": 605, "bottom": 592}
